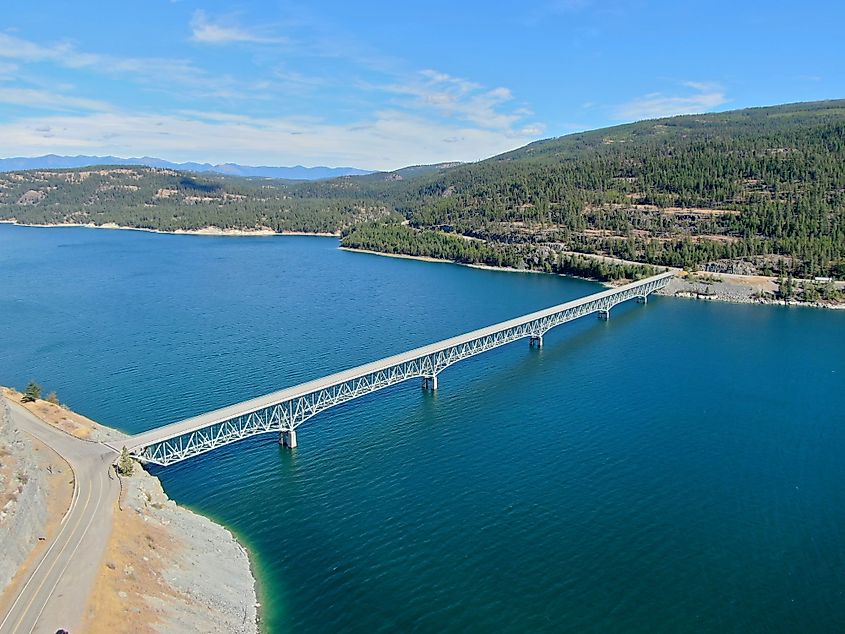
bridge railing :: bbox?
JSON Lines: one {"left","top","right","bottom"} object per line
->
{"left": 129, "top": 272, "right": 672, "bottom": 465}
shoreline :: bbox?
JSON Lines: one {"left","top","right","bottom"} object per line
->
{"left": 0, "top": 219, "right": 339, "bottom": 238}
{"left": 5, "top": 220, "right": 842, "bottom": 309}
{"left": 340, "top": 247, "right": 844, "bottom": 309}
{"left": 339, "top": 246, "right": 615, "bottom": 286}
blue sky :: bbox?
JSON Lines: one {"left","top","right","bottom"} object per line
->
{"left": 0, "top": 1, "right": 842, "bottom": 170}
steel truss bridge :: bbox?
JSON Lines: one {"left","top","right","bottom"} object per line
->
{"left": 124, "top": 272, "right": 673, "bottom": 466}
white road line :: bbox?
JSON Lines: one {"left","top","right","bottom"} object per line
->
{"left": 27, "top": 470, "right": 107, "bottom": 633}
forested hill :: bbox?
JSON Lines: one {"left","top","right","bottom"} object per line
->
{"left": 0, "top": 166, "right": 395, "bottom": 233}
{"left": 358, "top": 99, "right": 845, "bottom": 279}
{"left": 2, "top": 99, "right": 844, "bottom": 279}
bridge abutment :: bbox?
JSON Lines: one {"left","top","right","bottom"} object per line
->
{"left": 281, "top": 429, "right": 297, "bottom": 448}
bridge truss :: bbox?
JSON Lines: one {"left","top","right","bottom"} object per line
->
{"left": 128, "top": 272, "right": 673, "bottom": 465}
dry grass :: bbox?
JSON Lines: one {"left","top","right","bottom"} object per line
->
{"left": 83, "top": 494, "right": 178, "bottom": 634}
{"left": 1, "top": 388, "right": 106, "bottom": 440}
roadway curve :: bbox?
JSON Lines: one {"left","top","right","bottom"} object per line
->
{"left": 0, "top": 398, "right": 119, "bottom": 634}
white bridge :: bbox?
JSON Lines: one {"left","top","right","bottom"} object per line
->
{"left": 125, "top": 272, "right": 673, "bottom": 466}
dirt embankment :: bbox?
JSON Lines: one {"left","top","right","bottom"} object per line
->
{"left": 0, "top": 388, "right": 258, "bottom": 633}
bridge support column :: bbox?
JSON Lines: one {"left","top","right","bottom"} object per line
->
{"left": 598, "top": 309, "right": 610, "bottom": 321}
{"left": 422, "top": 375, "right": 438, "bottom": 391}
{"left": 637, "top": 295, "right": 648, "bottom": 304}
{"left": 281, "top": 428, "right": 297, "bottom": 448}
{"left": 529, "top": 335, "right": 543, "bottom": 348}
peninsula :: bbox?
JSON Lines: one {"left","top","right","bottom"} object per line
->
{"left": 0, "top": 387, "right": 258, "bottom": 633}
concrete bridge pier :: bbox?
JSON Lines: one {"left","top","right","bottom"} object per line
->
{"left": 637, "top": 295, "right": 648, "bottom": 304}
{"left": 529, "top": 335, "right": 544, "bottom": 348}
{"left": 598, "top": 309, "right": 610, "bottom": 321}
{"left": 281, "top": 428, "right": 297, "bottom": 448}
{"left": 422, "top": 375, "right": 438, "bottom": 390}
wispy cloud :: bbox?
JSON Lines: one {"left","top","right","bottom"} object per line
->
{"left": 190, "top": 11, "right": 287, "bottom": 45}
{"left": 0, "top": 14, "right": 545, "bottom": 168}
{"left": 0, "top": 32, "right": 268, "bottom": 104}
{"left": 0, "top": 87, "right": 111, "bottom": 112}
{"left": 614, "top": 81, "right": 728, "bottom": 120}
{"left": 374, "top": 69, "right": 544, "bottom": 136}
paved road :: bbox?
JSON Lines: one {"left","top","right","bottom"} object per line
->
{"left": 0, "top": 398, "right": 119, "bottom": 634}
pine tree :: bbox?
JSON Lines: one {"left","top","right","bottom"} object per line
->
{"left": 117, "top": 447, "right": 134, "bottom": 476}
{"left": 21, "top": 381, "right": 41, "bottom": 403}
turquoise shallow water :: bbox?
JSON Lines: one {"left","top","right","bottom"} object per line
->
{"left": 1, "top": 223, "right": 844, "bottom": 633}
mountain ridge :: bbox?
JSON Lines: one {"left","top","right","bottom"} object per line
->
{"left": 0, "top": 154, "right": 373, "bottom": 180}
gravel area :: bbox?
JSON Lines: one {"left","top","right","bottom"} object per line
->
{"left": 657, "top": 273, "right": 845, "bottom": 309}
{"left": 657, "top": 275, "right": 770, "bottom": 304}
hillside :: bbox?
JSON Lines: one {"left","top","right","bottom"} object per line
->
{"left": 0, "top": 166, "right": 393, "bottom": 234}
{"left": 2, "top": 99, "right": 844, "bottom": 279}
{"left": 359, "top": 99, "right": 845, "bottom": 279}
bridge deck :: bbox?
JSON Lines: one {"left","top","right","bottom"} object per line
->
{"left": 126, "top": 272, "right": 673, "bottom": 456}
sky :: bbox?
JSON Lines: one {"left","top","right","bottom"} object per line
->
{"left": 0, "top": 1, "right": 842, "bottom": 170}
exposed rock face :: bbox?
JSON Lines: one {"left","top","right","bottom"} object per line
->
{"left": 0, "top": 402, "right": 48, "bottom": 594}
{"left": 15, "top": 190, "right": 45, "bottom": 205}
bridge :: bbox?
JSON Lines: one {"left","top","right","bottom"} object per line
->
{"left": 124, "top": 272, "right": 673, "bottom": 466}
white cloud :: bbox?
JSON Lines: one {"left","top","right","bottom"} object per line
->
{"left": 0, "top": 26, "right": 545, "bottom": 168}
{"left": 377, "top": 70, "right": 543, "bottom": 135}
{"left": 0, "top": 32, "right": 207, "bottom": 89}
{"left": 614, "top": 81, "right": 728, "bottom": 120}
{"left": 0, "top": 61, "right": 18, "bottom": 79}
{"left": 0, "top": 108, "right": 541, "bottom": 171}
{"left": 0, "top": 87, "right": 111, "bottom": 112}
{"left": 190, "top": 11, "right": 287, "bottom": 45}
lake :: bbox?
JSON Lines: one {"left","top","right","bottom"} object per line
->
{"left": 1, "top": 223, "right": 844, "bottom": 633}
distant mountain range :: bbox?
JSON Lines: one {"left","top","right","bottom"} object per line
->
{"left": 0, "top": 155, "right": 373, "bottom": 180}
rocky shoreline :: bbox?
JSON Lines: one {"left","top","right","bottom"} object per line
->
{"left": 657, "top": 272, "right": 845, "bottom": 309}
{"left": 85, "top": 465, "right": 258, "bottom": 633}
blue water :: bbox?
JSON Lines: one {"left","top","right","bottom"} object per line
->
{"left": 1, "top": 223, "right": 844, "bottom": 633}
